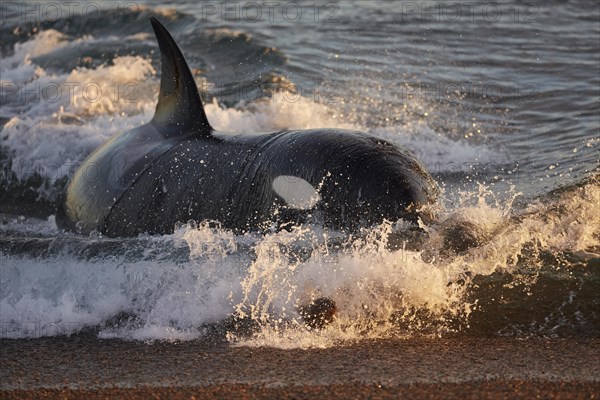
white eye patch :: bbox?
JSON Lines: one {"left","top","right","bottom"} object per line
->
{"left": 272, "top": 175, "right": 321, "bottom": 210}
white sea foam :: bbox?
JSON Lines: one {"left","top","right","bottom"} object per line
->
{"left": 207, "top": 94, "right": 496, "bottom": 171}
{"left": 1, "top": 30, "right": 157, "bottom": 184}
{"left": 1, "top": 182, "right": 597, "bottom": 344}
{"left": 1, "top": 29, "right": 68, "bottom": 69}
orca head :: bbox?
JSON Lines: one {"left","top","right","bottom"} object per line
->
{"left": 343, "top": 150, "right": 437, "bottom": 228}
{"left": 310, "top": 135, "right": 439, "bottom": 229}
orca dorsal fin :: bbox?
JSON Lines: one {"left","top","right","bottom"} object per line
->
{"left": 150, "top": 17, "right": 212, "bottom": 137}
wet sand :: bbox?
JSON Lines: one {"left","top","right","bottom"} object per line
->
{"left": 1, "top": 337, "right": 599, "bottom": 399}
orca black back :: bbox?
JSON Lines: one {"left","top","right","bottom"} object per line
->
{"left": 57, "top": 18, "right": 438, "bottom": 237}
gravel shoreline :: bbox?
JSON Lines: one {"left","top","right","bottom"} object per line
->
{"left": 2, "top": 337, "right": 599, "bottom": 399}
{"left": 2, "top": 381, "right": 599, "bottom": 400}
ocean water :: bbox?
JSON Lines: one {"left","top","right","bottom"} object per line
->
{"left": 0, "top": 1, "right": 598, "bottom": 348}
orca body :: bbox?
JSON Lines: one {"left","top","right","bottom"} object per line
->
{"left": 57, "top": 18, "right": 438, "bottom": 237}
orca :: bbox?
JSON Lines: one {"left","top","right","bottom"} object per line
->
{"left": 56, "top": 17, "right": 438, "bottom": 237}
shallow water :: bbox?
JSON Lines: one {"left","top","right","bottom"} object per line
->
{"left": 0, "top": 1, "right": 598, "bottom": 347}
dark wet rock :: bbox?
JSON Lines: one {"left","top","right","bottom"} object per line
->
{"left": 298, "top": 297, "right": 337, "bottom": 330}
{"left": 442, "top": 220, "right": 485, "bottom": 255}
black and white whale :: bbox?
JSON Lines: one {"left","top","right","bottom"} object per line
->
{"left": 56, "top": 17, "right": 438, "bottom": 237}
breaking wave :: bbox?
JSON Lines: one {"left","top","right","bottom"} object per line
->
{"left": 1, "top": 179, "right": 598, "bottom": 347}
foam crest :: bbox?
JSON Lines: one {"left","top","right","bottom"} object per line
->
{"left": 65, "top": 56, "right": 156, "bottom": 116}
{"left": 383, "top": 126, "right": 503, "bottom": 172}
{"left": 1, "top": 29, "right": 68, "bottom": 69}
{"left": 206, "top": 93, "right": 356, "bottom": 132}
{"left": 228, "top": 224, "right": 471, "bottom": 348}
{"left": 1, "top": 181, "right": 598, "bottom": 343}
{"left": 206, "top": 94, "right": 495, "bottom": 174}
{"left": 230, "top": 181, "right": 599, "bottom": 347}
{"left": 1, "top": 32, "right": 156, "bottom": 185}
{"left": 2, "top": 113, "right": 150, "bottom": 183}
